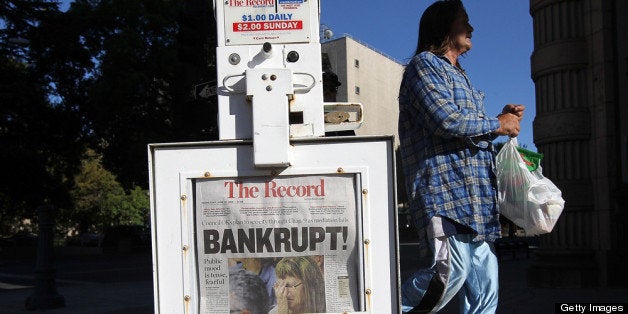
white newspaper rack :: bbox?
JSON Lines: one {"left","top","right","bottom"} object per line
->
{"left": 149, "top": 0, "right": 398, "bottom": 312}
{"left": 149, "top": 136, "right": 399, "bottom": 313}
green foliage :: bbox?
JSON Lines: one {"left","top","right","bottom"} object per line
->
{"left": 121, "top": 186, "right": 150, "bottom": 226}
{"left": 58, "top": 0, "right": 218, "bottom": 189}
{"left": 68, "top": 149, "right": 124, "bottom": 233}
{"left": 1, "top": 0, "right": 85, "bottom": 236}
{"left": 1, "top": 0, "right": 216, "bottom": 236}
{"left": 60, "top": 149, "right": 149, "bottom": 235}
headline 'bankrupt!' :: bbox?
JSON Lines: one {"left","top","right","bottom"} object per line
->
{"left": 203, "top": 226, "right": 349, "bottom": 254}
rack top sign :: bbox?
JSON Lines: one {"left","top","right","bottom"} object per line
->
{"left": 223, "top": 0, "right": 312, "bottom": 45}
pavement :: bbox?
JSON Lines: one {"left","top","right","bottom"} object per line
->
{"left": 1, "top": 245, "right": 627, "bottom": 313}
{"left": 399, "top": 244, "right": 628, "bottom": 314}
{"left": 0, "top": 250, "right": 154, "bottom": 314}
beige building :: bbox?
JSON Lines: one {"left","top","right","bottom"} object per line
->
{"left": 321, "top": 35, "right": 404, "bottom": 146}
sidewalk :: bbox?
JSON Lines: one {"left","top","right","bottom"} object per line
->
{"left": 0, "top": 251, "right": 154, "bottom": 314}
{"left": 400, "top": 244, "right": 628, "bottom": 314}
{"left": 1, "top": 249, "right": 627, "bottom": 313}
{"left": 493, "top": 258, "right": 627, "bottom": 314}
{"left": 0, "top": 279, "right": 153, "bottom": 314}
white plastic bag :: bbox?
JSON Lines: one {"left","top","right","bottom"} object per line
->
{"left": 496, "top": 138, "right": 565, "bottom": 235}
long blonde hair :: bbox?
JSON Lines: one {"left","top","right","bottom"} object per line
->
{"left": 275, "top": 256, "right": 326, "bottom": 313}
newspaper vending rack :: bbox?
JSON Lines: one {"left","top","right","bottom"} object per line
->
{"left": 149, "top": 1, "right": 399, "bottom": 313}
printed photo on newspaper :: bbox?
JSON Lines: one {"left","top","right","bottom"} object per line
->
{"left": 194, "top": 174, "right": 362, "bottom": 314}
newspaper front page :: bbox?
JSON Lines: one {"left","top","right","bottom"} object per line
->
{"left": 195, "top": 174, "right": 362, "bottom": 313}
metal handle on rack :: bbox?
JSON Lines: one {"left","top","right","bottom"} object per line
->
{"left": 223, "top": 71, "right": 315, "bottom": 94}
{"left": 222, "top": 72, "right": 246, "bottom": 94}
{"left": 293, "top": 72, "right": 316, "bottom": 93}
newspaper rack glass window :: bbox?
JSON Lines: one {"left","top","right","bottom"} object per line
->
{"left": 149, "top": 137, "right": 399, "bottom": 313}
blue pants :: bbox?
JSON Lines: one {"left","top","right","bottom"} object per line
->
{"left": 401, "top": 234, "right": 499, "bottom": 313}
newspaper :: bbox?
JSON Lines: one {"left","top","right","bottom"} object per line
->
{"left": 195, "top": 174, "right": 362, "bottom": 313}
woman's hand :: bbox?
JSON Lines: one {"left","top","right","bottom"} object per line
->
{"left": 495, "top": 104, "right": 525, "bottom": 137}
{"left": 501, "top": 104, "right": 525, "bottom": 120}
{"left": 495, "top": 113, "right": 521, "bottom": 137}
{"left": 273, "top": 281, "right": 290, "bottom": 313}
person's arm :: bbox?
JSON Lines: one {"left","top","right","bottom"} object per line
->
{"left": 405, "top": 55, "right": 500, "bottom": 138}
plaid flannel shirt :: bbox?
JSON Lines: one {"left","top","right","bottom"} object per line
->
{"left": 398, "top": 52, "right": 502, "bottom": 247}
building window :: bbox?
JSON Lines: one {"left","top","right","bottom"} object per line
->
{"left": 354, "top": 59, "right": 360, "bottom": 68}
{"left": 355, "top": 86, "right": 360, "bottom": 95}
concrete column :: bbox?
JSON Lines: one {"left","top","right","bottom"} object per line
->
{"left": 528, "top": 0, "right": 627, "bottom": 287}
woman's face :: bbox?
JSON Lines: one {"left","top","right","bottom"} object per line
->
{"left": 449, "top": 10, "right": 474, "bottom": 54}
{"left": 278, "top": 275, "right": 305, "bottom": 312}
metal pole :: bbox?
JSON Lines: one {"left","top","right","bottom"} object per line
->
{"left": 25, "top": 205, "right": 65, "bottom": 310}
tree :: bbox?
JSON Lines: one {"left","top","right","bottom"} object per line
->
{"left": 62, "top": 149, "right": 148, "bottom": 235}
{"left": 1, "top": 0, "right": 218, "bottom": 235}
{"left": 54, "top": 0, "right": 218, "bottom": 189}
{"left": 1, "top": 0, "right": 84, "bottom": 235}
{"left": 67, "top": 149, "right": 124, "bottom": 233}
{"left": 120, "top": 185, "right": 149, "bottom": 227}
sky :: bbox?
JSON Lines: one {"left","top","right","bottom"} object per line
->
{"left": 320, "top": 0, "right": 536, "bottom": 149}
{"left": 59, "top": 0, "right": 536, "bottom": 149}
